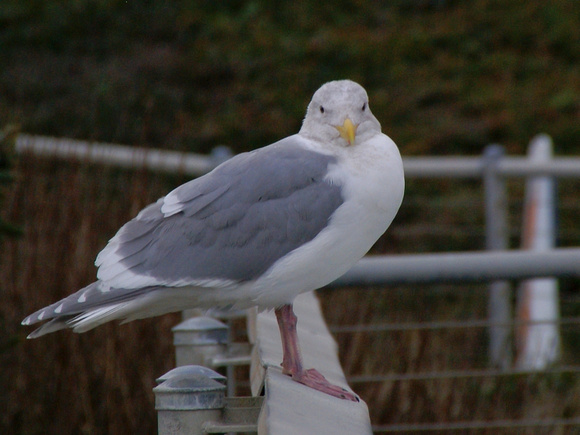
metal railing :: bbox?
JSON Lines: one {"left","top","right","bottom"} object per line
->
{"left": 330, "top": 248, "right": 580, "bottom": 286}
{"left": 15, "top": 133, "right": 580, "bottom": 178}
{"left": 14, "top": 132, "right": 580, "bottom": 433}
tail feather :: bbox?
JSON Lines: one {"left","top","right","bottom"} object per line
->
{"left": 26, "top": 316, "right": 75, "bottom": 339}
{"left": 22, "top": 282, "right": 104, "bottom": 326}
{"left": 68, "top": 303, "right": 132, "bottom": 333}
{"left": 22, "top": 281, "right": 159, "bottom": 338}
{"left": 25, "top": 302, "right": 131, "bottom": 338}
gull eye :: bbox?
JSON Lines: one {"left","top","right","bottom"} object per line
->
{"left": 320, "top": 106, "right": 325, "bottom": 114}
{"left": 362, "top": 103, "right": 367, "bottom": 111}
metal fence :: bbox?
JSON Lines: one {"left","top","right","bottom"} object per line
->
{"left": 14, "top": 133, "right": 580, "bottom": 433}
{"left": 15, "top": 133, "right": 580, "bottom": 178}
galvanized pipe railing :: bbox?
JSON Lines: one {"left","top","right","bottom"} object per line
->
{"left": 329, "top": 248, "right": 580, "bottom": 287}
{"left": 15, "top": 133, "right": 580, "bottom": 178}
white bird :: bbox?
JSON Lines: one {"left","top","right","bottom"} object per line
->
{"left": 22, "top": 80, "right": 404, "bottom": 401}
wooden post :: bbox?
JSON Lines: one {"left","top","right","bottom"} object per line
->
{"left": 250, "top": 292, "right": 373, "bottom": 434}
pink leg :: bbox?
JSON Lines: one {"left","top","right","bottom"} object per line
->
{"left": 275, "top": 304, "right": 359, "bottom": 402}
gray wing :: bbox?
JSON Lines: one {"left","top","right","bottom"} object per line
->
{"left": 96, "top": 136, "right": 344, "bottom": 288}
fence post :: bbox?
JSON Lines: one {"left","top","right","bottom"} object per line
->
{"left": 172, "top": 317, "right": 228, "bottom": 367}
{"left": 483, "top": 145, "right": 512, "bottom": 368}
{"left": 154, "top": 370, "right": 226, "bottom": 435}
{"left": 515, "top": 134, "right": 561, "bottom": 369}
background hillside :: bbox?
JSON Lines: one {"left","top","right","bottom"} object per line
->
{"left": 1, "top": 1, "right": 579, "bottom": 434}
{"left": 2, "top": 0, "right": 579, "bottom": 156}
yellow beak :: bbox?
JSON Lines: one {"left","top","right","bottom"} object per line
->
{"left": 334, "top": 118, "right": 358, "bottom": 145}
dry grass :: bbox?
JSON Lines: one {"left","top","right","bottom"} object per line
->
{"left": 1, "top": 155, "right": 185, "bottom": 434}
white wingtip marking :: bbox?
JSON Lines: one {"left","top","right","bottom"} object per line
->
{"left": 78, "top": 293, "right": 87, "bottom": 303}
{"left": 22, "top": 317, "right": 30, "bottom": 325}
{"left": 37, "top": 311, "right": 45, "bottom": 320}
{"left": 54, "top": 303, "right": 64, "bottom": 314}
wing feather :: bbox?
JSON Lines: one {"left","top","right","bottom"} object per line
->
{"left": 95, "top": 137, "right": 344, "bottom": 290}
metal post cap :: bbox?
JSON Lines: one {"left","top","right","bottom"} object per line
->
{"left": 156, "top": 365, "right": 227, "bottom": 385}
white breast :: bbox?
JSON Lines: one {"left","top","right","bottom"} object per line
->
{"left": 249, "top": 133, "right": 404, "bottom": 308}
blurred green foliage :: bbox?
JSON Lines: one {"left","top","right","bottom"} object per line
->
{"left": 0, "top": 0, "right": 579, "bottom": 156}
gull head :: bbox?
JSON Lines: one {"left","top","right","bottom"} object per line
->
{"left": 300, "top": 80, "right": 382, "bottom": 147}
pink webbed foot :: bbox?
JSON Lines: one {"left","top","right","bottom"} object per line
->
{"left": 287, "top": 368, "right": 359, "bottom": 402}
{"left": 275, "top": 304, "right": 359, "bottom": 402}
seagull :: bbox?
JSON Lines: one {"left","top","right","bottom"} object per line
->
{"left": 22, "top": 80, "right": 404, "bottom": 401}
